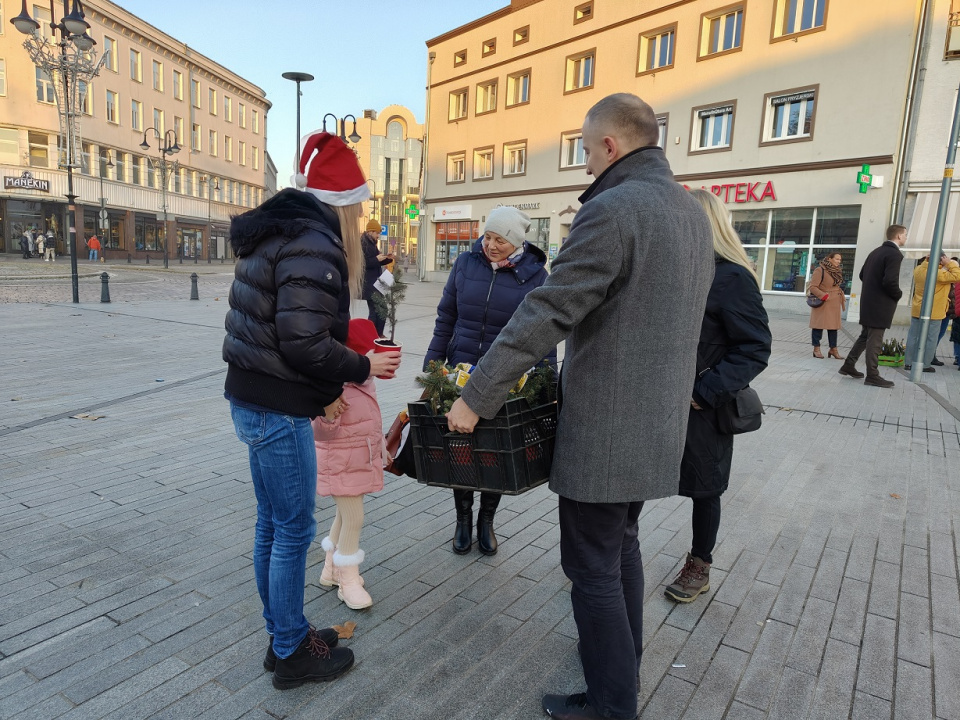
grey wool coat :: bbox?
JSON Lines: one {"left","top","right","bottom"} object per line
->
{"left": 460, "top": 147, "right": 714, "bottom": 504}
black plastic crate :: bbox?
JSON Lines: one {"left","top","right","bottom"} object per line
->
{"left": 408, "top": 396, "right": 558, "bottom": 495}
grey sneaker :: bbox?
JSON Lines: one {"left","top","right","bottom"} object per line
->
{"left": 664, "top": 553, "right": 711, "bottom": 603}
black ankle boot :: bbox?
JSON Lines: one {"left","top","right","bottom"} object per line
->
{"left": 477, "top": 492, "right": 501, "bottom": 555}
{"left": 452, "top": 489, "right": 473, "bottom": 554}
{"left": 272, "top": 627, "right": 354, "bottom": 689}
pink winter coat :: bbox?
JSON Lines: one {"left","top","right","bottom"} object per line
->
{"left": 313, "top": 379, "right": 386, "bottom": 497}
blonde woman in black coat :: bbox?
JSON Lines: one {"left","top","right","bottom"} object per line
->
{"left": 665, "top": 189, "right": 772, "bottom": 604}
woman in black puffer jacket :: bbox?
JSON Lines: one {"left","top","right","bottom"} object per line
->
{"left": 223, "top": 131, "right": 400, "bottom": 689}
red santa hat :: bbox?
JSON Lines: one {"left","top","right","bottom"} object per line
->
{"left": 292, "top": 131, "right": 371, "bottom": 206}
{"left": 345, "top": 318, "right": 380, "bottom": 355}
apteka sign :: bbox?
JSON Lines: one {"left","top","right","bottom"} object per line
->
{"left": 4, "top": 171, "right": 51, "bottom": 193}
{"left": 683, "top": 180, "right": 777, "bottom": 204}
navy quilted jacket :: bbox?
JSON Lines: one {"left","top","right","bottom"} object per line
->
{"left": 424, "top": 239, "right": 555, "bottom": 369}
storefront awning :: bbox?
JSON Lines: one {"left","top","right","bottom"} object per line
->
{"left": 903, "top": 190, "right": 960, "bottom": 258}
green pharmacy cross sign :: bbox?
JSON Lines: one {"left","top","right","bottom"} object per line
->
{"left": 405, "top": 203, "right": 419, "bottom": 220}
{"left": 857, "top": 164, "right": 873, "bottom": 194}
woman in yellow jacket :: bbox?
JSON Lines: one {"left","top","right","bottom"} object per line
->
{"left": 905, "top": 255, "right": 960, "bottom": 371}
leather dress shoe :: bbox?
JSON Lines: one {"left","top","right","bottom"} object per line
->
{"left": 931, "top": 357, "right": 944, "bottom": 366}
{"left": 542, "top": 693, "right": 633, "bottom": 719}
{"left": 264, "top": 626, "right": 340, "bottom": 671}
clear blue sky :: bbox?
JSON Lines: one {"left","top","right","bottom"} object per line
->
{"left": 117, "top": 0, "right": 505, "bottom": 185}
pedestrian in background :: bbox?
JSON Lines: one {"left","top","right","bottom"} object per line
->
{"left": 314, "top": 318, "right": 391, "bottom": 612}
{"left": 807, "top": 251, "right": 846, "bottom": 359}
{"left": 904, "top": 254, "right": 960, "bottom": 373}
{"left": 86, "top": 234, "right": 101, "bottom": 262}
{"left": 446, "top": 93, "right": 714, "bottom": 720}
{"left": 951, "top": 280, "right": 960, "bottom": 368}
{"left": 425, "top": 205, "right": 553, "bottom": 556}
{"left": 838, "top": 225, "right": 907, "bottom": 387}
{"left": 665, "top": 189, "right": 771, "bottom": 604}
{"left": 45, "top": 231, "right": 56, "bottom": 262}
{"left": 223, "top": 131, "right": 400, "bottom": 690}
{"left": 361, "top": 219, "right": 391, "bottom": 335}
{"left": 36, "top": 233, "right": 45, "bottom": 260}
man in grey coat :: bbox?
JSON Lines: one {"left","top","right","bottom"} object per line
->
{"left": 447, "top": 93, "right": 714, "bottom": 720}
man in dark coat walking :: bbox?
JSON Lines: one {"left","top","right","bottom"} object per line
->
{"left": 839, "top": 224, "right": 907, "bottom": 387}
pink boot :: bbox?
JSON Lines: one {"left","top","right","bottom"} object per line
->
{"left": 334, "top": 549, "right": 372, "bottom": 610}
{"left": 319, "top": 537, "right": 338, "bottom": 587}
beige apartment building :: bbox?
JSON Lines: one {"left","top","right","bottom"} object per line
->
{"left": 421, "top": 0, "right": 932, "bottom": 316}
{"left": 352, "top": 105, "right": 424, "bottom": 261}
{"left": 0, "top": 0, "right": 272, "bottom": 261}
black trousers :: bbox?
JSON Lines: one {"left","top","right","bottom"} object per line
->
{"left": 844, "top": 326, "right": 886, "bottom": 379}
{"left": 559, "top": 496, "right": 644, "bottom": 720}
{"left": 366, "top": 296, "right": 386, "bottom": 336}
{"left": 691, "top": 495, "right": 722, "bottom": 564}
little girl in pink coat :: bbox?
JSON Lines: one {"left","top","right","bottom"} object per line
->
{"left": 313, "top": 319, "right": 391, "bottom": 610}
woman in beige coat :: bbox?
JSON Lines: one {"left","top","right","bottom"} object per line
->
{"left": 809, "top": 252, "right": 846, "bottom": 358}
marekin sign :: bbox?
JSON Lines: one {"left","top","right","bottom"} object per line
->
{"left": 4, "top": 171, "right": 50, "bottom": 193}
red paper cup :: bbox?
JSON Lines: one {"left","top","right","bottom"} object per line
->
{"left": 373, "top": 339, "right": 402, "bottom": 379}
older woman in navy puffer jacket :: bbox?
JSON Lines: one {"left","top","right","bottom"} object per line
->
{"left": 424, "top": 206, "right": 554, "bottom": 556}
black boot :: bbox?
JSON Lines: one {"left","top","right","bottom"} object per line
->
{"left": 477, "top": 492, "right": 501, "bottom": 556}
{"left": 452, "top": 489, "right": 473, "bottom": 554}
{"left": 272, "top": 627, "right": 354, "bottom": 690}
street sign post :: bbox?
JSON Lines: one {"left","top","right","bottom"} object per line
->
{"left": 380, "top": 224, "right": 388, "bottom": 236}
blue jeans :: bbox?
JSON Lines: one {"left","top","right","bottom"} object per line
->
{"left": 905, "top": 316, "right": 940, "bottom": 368}
{"left": 88, "top": 249, "right": 98, "bottom": 261}
{"left": 559, "top": 496, "right": 645, "bottom": 720}
{"left": 230, "top": 403, "right": 317, "bottom": 659}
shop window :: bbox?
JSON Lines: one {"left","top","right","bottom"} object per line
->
{"left": 772, "top": 0, "right": 826, "bottom": 40}
{"left": 762, "top": 87, "right": 816, "bottom": 144}
{"left": 506, "top": 70, "right": 531, "bottom": 107}
{"left": 449, "top": 88, "right": 468, "bottom": 121}
{"left": 560, "top": 131, "right": 585, "bottom": 169}
{"left": 565, "top": 50, "right": 595, "bottom": 93}
{"left": 446, "top": 152, "right": 465, "bottom": 183}
{"left": 476, "top": 80, "right": 497, "bottom": 115}
{"left": 526, "top": 218, "right": 550, "bottom": 251}
{"left": 638, "top": 25, "right": 675, "bottom": 75}
{"left": 435, "top": 220, "right": 478, "bottom": 271}
{"left": 503, "top": 141, "right": 526, "bottom": 176}
{"left": 482, "top": 38, "right": 496, "bottom": 57}
{"left": 700, "top": 5, "right": 744, "bottom": 57}
{"left": 473, "top": 147, "right": 494, "bottom": 180}
{"left": 656, "top": 114, "right": 669, "bottom": 148}
{"left": 691, "top": 101, "right": 735, "bottom": 152}
{"left": 514, "top": 26, "right": 529, "bottom": 46}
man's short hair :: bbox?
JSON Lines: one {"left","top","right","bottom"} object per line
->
{"left": 886, "top": 224, "right": 906, "bottom": 241}
{"left": 585, "top": 93, "right": 659, "bottom": 148}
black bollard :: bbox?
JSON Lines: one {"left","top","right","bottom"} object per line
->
{"left": 194, "top": 249, "right": 198, "bottom": 264}
{"left": 100, "top": 272, "right": 111, "bottom": 303}
{"left": 145, "top": 254, "right": 150, "bottom": 265}
{"left": 220, "top": 256, "right": 224, "bottom": 264}
{"left": 190, "top": 272, "right": 199, "bottom": 300}
{"left": 207, "top": 254, "right": 211, "bottom": 264}
{"left": 127, "top": 252, "right": 132, "bottom": 264}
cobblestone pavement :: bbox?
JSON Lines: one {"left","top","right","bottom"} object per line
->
{"left": 1, "top": 275, "right": 959, "bottom": 719}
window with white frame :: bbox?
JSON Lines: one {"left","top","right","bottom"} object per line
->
{"left": 0, "top": 60, "right": 6, "bottom": 97}
{"left": 447, "top": 152, "right": 465, "bottom": 183}
{"left": 106, "top": 90, "right": 118, "bottom": 124}
{"left": 130, "top": 49, "right": 141, "bottom": 81}
{"left": 173, "top": 70, "right": 183, "bottom": 100}
{"left": 78, "top": 79, "right": 92, "bottom": 115}
{"left": 224, "top": 95, "right": 232, "bottom": 122}
{"left": 253, "top": 146, "right": 259, "bottom": 170}
{"left": 253, "top": 109, "right": 260, "bottom": 133}
{"left": 239, "top": 102, "right": 246, "bottom": 128}
{"left": 103, "top": 36, "right": 117, "bottom": 72}
{"left": 173, "top": 116, "right": 183, "bottom": 145}
{"left": 152, "top": 60, "right": 163, "bottom": 91}
{"left": 191, "top": 79, "right": 200, "bottom": 107}
{"left": 192, "top": 123, "right": 201, "bottom": 151}
{"left": 503, "top": 141, "right": 526, "bottom": 176}
{"left": 36, "top": 67, "right": 54, "bottom": 103}
{"left": 449, "top": 88, "right": 468, "bottom": 120}
{"left": 153, "top": 108, "right": 164, "bottom": 134}
{"left": 0, "top": 129, "right": 19, "bottom": 166}
{"left": 506, "top": 70, "right": 530, "bottom": 107}
{"left": 209, "top": 129, "right": 217, "bottom": 156}
{"left": 560, "top": 131, "right": 586, "bottom": 168}
{"left": 565, "top": 50, "right": 595, "bottom": 92}
{"left": 132, "top": 155, "right": 142, "bottom": 185}
{"left": 131, "top": 99, "right": 142, "bottom": 130}
{"left": 239, "top": 140, "right": 246, "bottom": 166}
{"left": 692, "top": 102, "right": 734, "bottom": 151}
{"left": 638, "top": 26, "right": 675, "bottom": 73}
{"left": 656, "top": 115, "right": 668, "bottom": 148}
{"left": 700, "top": 6, "right": 743, "bottom": 56}
{"left": 773, "top": 0, "right": 826, "bottom": 38}
{"left": 209, "top": 87, "right": 217, "bottom": 115}
{"left": 763, "top": 88, "right": 816, "bottom": 142}
{"left": 473, "top": 147, "right": 493, "bottom": 180}
{"left": 224, "top": 135, "right": 232, "bottom": 161}
{"left": 28, "top": 131, "right": 48, "bottom": 167}
{"left": 476, "top": 80, "right": 497, "bottom": 115}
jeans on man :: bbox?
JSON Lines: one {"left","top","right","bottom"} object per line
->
{"left": 230, "top": 403, "right": 316, "bottom": 658}
{"left": 89, "top": 249, "right": 98, "bottom": 261}
{"left": 559, "top": 496, "right": 644, "bottom": 720}
{"left": 905, "top": 316, "right": 940, "bottom": 368}
{"left": 843, "top": 326, "right": 886, "bottom": 378}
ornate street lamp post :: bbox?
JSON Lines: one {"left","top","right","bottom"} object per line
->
{"left": 11, "top": 0, "right": 105, "bottom": 303}
{"left": 322, "top": 114, "right": 362, "bottom": 145}
{"left": 198, "top": 175, "right": 219, "bottom": 262}
{"left": 97, "top": 149, "right": 113, "bottom": 246}
{"left": 281, "top": 71, "right": 314, "bottom": 171}
{"left": 139, "top": 127, "right": 180, "bottom": 269}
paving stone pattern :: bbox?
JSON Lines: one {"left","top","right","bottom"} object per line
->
{"left": 1, "top": 267, "right": 959, "bottom": 719}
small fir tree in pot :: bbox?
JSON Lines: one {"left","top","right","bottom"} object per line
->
{"left": 371, "top": 263, "right": 407, "bottom": 344}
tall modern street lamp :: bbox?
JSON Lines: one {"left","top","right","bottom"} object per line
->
{"left": 97, "top": 149, "right": 113, "bottom": 243}
{"left": 281, "top": 71, "right": 314, "bottom": 171}
{"left": 322, "top": 114, "right": 362, "bottom": 145}
{"left": 11, "top": 0, "right": 105, "bottom": 303}
{"left": 139, "top": 127, "right": 180, "bottom": 269}
{"left": 198, "top": 175, "right": 219, "bottom": 262}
